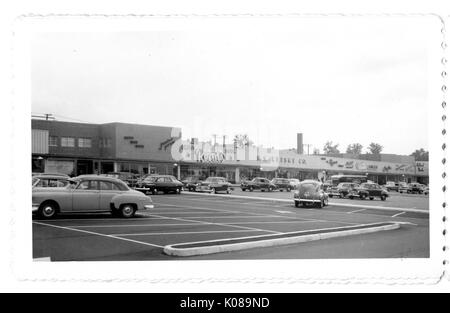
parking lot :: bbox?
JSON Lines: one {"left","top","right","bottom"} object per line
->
{"left": 33, "top": 191, "right": 429, "bottom": 261}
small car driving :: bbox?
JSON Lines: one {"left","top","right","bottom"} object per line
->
{"left": 294, "top": 180, "right": 329, "bottom": 208}
{"left": 32, "top": 175, "right": 154, "bottom": 219}
{"left": 135, "top": 175, "right": 184, "bottom": 195}
{"left": 271, "top": 178, "right": 292, "bottom": 192}
{"left": 196, "top": 177, "right": 232, "bottom": 194}
{"left": 240, "top": 177, "right": 277, "bottom": 192}
{"left": 348, "top": 182, "right": 389, "bottom": 201}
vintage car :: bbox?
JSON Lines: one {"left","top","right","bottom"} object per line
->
{"left": 181, "top": 176, "right": 203, "bottom": 192}
{"left": 32, "top": 175, "right": 154, "bottom": 219}
{"left": 134, "top": 175, "right": 184, "bottom": 195}
{"left": 294, "top": 180, "right": 329, "bottom": 208}
{"left": 32, "top": 174, "right": 71, "bottom": 188}
{"left": 196, "top": 177, "right": 232, "bottom": 194}
{"left": 423, "top": 186, "right": 429, "bottom": 195}
{"left": 327, "top": 182, "right": 359, "bottom": 198}
{"left": 384, "top": 181, "right": 399, "bottom": 192}
{"left": 409, "top": 182, "right": 424, "bottom": 194}
{"left": 398, "top": 182, "right": 410, "bottom": 194}
{"left": 104, "top": 172, "right": 139, "bottom": 187}
{"left": 271, "top": 178, "right": 293, "bottom": 192}
{"left": 348, "top": 182, "right": 389, "bottom": 201}
{"left": 240, "top": 177, "right": 277, "bottom": 192}
{"left": 288, "top": 179, "right": 301, "bottom": 189}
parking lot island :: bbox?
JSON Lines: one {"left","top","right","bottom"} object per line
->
{"left": 163, "top": 222, "right": 401, "bottom": 257}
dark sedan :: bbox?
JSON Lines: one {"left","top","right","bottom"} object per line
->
{"left": 328, "top": 183, "right": 359, "bottom": 198}
{"left": 196, "top": 177, "right": 232, "bottom": 194}
{"left": 135, "top": 175, "right": 184, "bottom": 195}
{"left": 348, "top": 182, "right": 389, "bottom": 201}
{"left": 181, "top": 176, "right": 203, "bottom": 192}
{"left": 270, "top": 178, "right": 292, "bottom": 192}
{"left": 241, "top": 177, "right": 276, "bottom": 192}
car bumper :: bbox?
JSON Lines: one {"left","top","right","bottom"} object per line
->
{"left": 143, "top": 204, "right": 154, "bottom": 210}
{"left": 32, "top": 204, "right": 39, "bottom": 212}
{"left": 135, "top": 187, "right": 151, "bottom": 192}
{"left": 295, "top": 198, "right": 321, "bottom": 203}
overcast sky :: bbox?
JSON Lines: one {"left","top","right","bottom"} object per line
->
{"left": 31, "top": 19, "right": 430, "bottom": 155}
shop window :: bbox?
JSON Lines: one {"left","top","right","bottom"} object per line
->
{"left": 61, "top": 137, "right": 75, "bottom": 147}
{"left": 78, "top": 138, "right": 92, "bottom": 148}
{"left": 49, "top": 136, "right": 58, "bottom": 147}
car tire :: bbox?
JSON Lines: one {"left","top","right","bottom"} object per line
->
{"left": 360, "top": 194, "right": 367, "bottom": 200}
{"left": 269, "top": 187, "right": 274, "bottom": 192}
{"left": 39, "top": 202, "right": 58, "bottom": 219}
{"left": 349, "top": 196, "right": 354, "bottom": 200}
{"left": 249, "top": 187, "right": 254, "bottom": 192}
{"left": 381, "top": 195, "right": 387, "bottom": 201}
{"left": 176, "top": 188, "right": 181, "bottom": 194}
{"left": 295, "top": 201, "right": 300, "bottom": 208}
{"left": 241, "top": 188, "right": 246, "bottom": 192}
{"left": 369, "top": 197, "right": 374, "bottom": 200}
{"left": 279, "top": 189, "right": 283, "bottom": 192}
{"left": 227, "top": 189, "right": 231, "bottom": 194}
{"left": 120, "top": 204, "right": 136, "bottom": 218}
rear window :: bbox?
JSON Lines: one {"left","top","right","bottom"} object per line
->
{"left": 299, "top": 183, "right": 319, "bottom": 192}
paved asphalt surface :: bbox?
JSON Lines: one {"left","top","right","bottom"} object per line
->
{"left": 32, "top": 192, "right": 429, "bottom": 261}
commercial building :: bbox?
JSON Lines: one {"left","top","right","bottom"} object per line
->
{"left": 32, "top": 119, "right": 429, "bottom": 184}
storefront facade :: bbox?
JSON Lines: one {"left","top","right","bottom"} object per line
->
{"left": 32, "top": 119, "right": 429, "bottom": 184}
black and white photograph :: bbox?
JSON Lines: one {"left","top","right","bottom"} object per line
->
{"left": 3, "top": 10, "right": 448, "bottom": 290}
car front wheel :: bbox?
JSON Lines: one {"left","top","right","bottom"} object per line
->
{"left": 381, "top": 195, "right": 387, "bottom": 201}
{"left": 120, "top": 204, "right": 136, "bottom": 218}
{"left": 39, "top": 202, "right": 58, "bottom": 219}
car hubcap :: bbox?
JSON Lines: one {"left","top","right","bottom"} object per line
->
{"left": 123, "top": 206, "right": 133, "bottom": 216}
{"left": 43, "top": 206, "right": 54, "bottom": 217}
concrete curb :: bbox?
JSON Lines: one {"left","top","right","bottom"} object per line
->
{"left": 181, "top": 191, "right": 429, "bottom": 214}
{"left": 163, "top": 222, "right": 400, "bottom": 257}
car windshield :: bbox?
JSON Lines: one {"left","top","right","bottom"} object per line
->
{"left": 299, "top": 183, "right": 319, "bottom": 193}
{"left": 144, "top": 176, "right": 158, "bottom": 182}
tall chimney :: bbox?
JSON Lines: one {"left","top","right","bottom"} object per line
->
{"left": 297, "top": 133, "right": 303, "bottom": 154}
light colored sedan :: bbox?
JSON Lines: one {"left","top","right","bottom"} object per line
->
{"left": 32, "top": 175, "right": 154, "bottom": 219}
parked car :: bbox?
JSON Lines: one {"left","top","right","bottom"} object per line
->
{"left": 398, "top": 182, "right": 410, "bottom": 194}
{"left": 409, "top": 182, "right": 424, "bottom": 194}
{"left": 423, "top": 186, "right": 429, "bottom": 195}
{"left": 348, "top": 182, "right": 389, "bottom": 201}
{"left": 32, "top": 175, "right": 154, "bottom": 219}
{"left": 384, "top": 181, "right": 399, "bottom": 192}
{"left": 104, "top": 172, "right": 139, "bottom": 187}
{"left": 240, "top": 177, "right": 277, "bottom": 192}
{"left": 181, "top": 176, "right": 203, "bottom": 192}
{"left": 32, "top": 174, "right": 71, "bottom": 188}
{"left": 196, "top": 177, "right": 232, "bottom": 194}
{"left": 135, "top": 175, "right": 184, "bottom": 195}
{"left": 327, "top": 183, "right": 359, "bottom": 198}
{"left": 288, "top": 179, "right": 301, "bottom": 189}
{"left": 294, "top": 180, "right": 329, "bottom": 208}
{"left": 271, "top": 178, "right": 293, "bottom": 192}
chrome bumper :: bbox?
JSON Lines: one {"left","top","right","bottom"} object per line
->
{"left": 295, "top": 198, "right": 321, "bottom": 203}
{"left": 143, "top": 204, "right": 154, "bottom": 210}
{"left": 32, "top": 204, "right": 39, "bottom": 212}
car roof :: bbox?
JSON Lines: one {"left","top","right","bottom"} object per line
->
{"left": 74, "top": 175, "right": 124, "bottom": 182}
{"left": 33, "top": 173, "right": 69, "bottom": 178}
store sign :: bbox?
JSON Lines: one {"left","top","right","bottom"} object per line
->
{"left": 196, "top": 151, "right": 226, "bottom": 164}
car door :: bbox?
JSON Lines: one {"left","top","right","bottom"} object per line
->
{"left": 373, "top": 184, "right": 383, "bottom": 197}
{"left": 99, "top": 181, "right": 122, "bottom": 211}
{"left": 72, "top": 180, "right": 100, "bottom": 212}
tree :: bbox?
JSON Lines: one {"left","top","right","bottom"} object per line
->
{"left": 233, "top": 134, "right": 253, "bottom": 148}
{"left": 367, "top": 142, "right": 383, "bottom": 154}
{"left": 346, "top": 143, "right": 363, "bottom": 154}
{"left": 410, "top": 148, "right": 429, "bottom": 161}
{"left": 323, "top": 141, "right": 340, "bottom": 154}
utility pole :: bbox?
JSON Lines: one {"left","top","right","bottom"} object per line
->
{"left": 32, "top": 113, "right": 55, "bottom": 121}
{"left": 212, "top": 134, "right": 218, "bottom": 152}
{"left": 222, "top": 135, "right": 227, "bottom": 154}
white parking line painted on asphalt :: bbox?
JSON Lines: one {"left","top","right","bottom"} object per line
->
{"left": 111, "top": 230, "right": 264, "bottom": 236}
{"left": 347, "top": 209, "right": 367, "bottom": 214}
{"left": 150, "top": 213, "right": 282, "bottom": 234}
{"left": 275, "top": 210, "right": 294, "bottom": 214}
{"left": 33, "top": 221, "right": 164, "bottom": 248}
{"left": 180, "top": 192, "right": 429, "bottom": 214}
{"left": 152, "top": 202, "right": 359, "bottom": 225}
{"left": 70, "top": 220, "right": 321, "bottom": 229}
{"left": 391, "top": 212, "right": 406, "bottom": 218}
